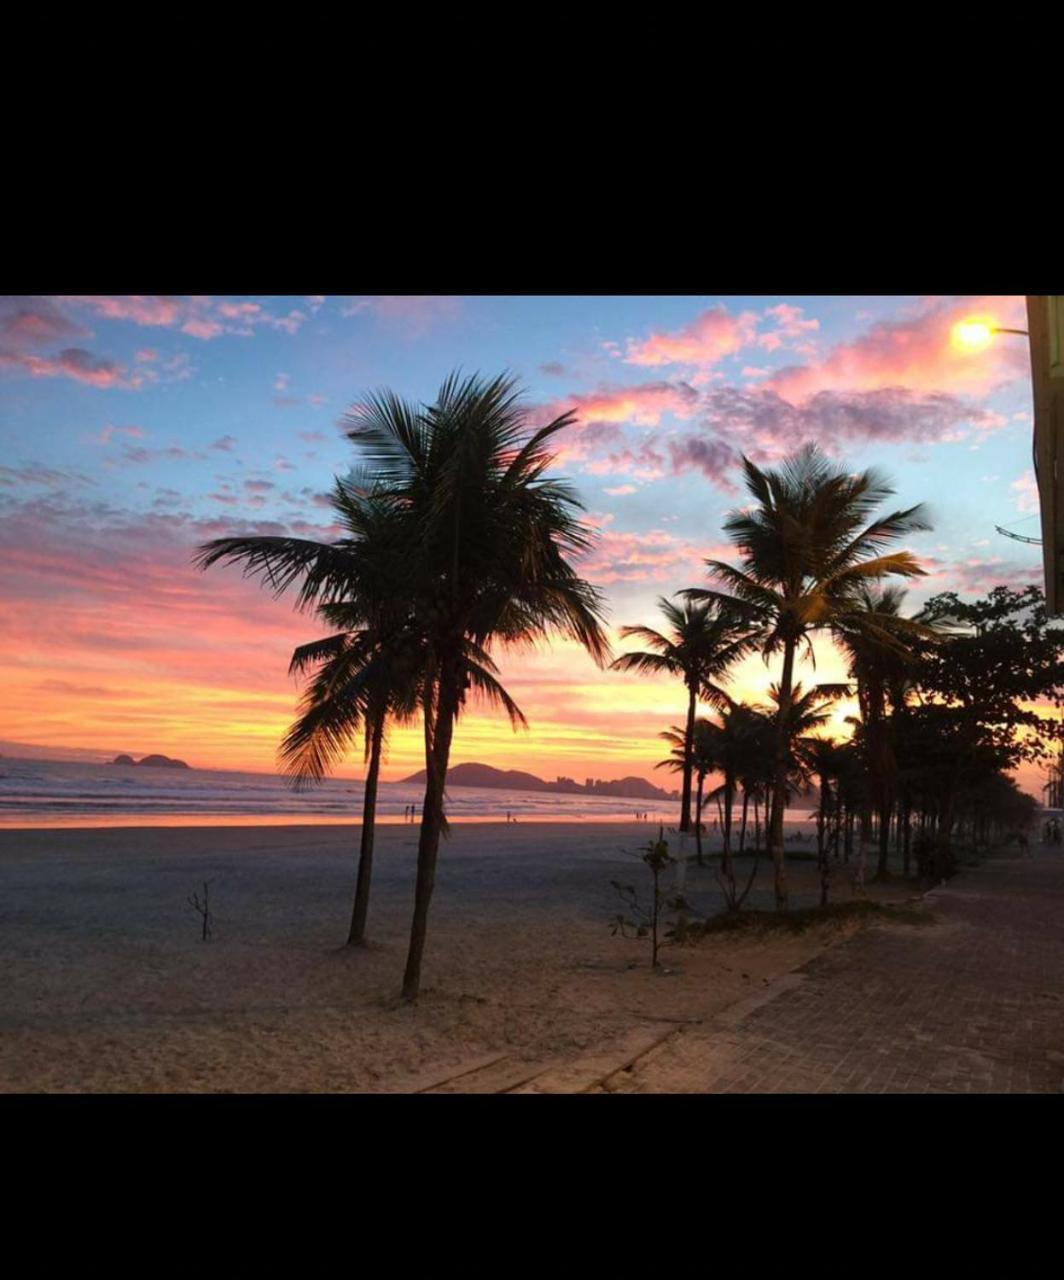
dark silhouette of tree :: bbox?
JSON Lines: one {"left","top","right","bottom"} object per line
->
{"left": 686, "top": 444, "right": 930, "bottom": 909}
{"left": 343, "top": 371, "right": 611, "bottom": 1000}
{"left": 612, "top": 597, "right": 760, "bottom": 832}
{"left": 196, "top": 471, "right": 525, "bottom": 952}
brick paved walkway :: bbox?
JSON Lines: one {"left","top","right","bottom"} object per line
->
{"left": 622, "top": 851, "right": 1064, "bottom": 1093}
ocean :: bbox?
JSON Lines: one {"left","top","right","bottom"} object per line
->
{"left": 0, "top": 757, "right": 820, "bottom": 829}
{"left": 0, "top": 757, "right": 686, "bottom": 828}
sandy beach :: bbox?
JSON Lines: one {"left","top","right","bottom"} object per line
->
{"left": 0, "top": 819, "right": 917, "bottom": 1093}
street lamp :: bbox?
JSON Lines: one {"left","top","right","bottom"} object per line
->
{"left": 952, "top": 318, "right": 1029, "bottom": 350}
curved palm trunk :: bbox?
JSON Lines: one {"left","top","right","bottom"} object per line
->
{"left": 402, "top": 662, "right": 459, "bottom": 1001}
{"left": 769, "top": 638, "right": 797, "bottom": 909}
{"left": 347, "top": 708, "right": 385, "bottom": 946}
{"left": 680, "top": 682, "right": 696, "bottom": 832}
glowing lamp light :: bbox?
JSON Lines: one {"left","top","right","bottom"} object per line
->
{"left": 952, "top": 318, "right": 995, "bottom": 352}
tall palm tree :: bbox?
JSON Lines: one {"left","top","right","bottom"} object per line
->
{"left": 196, "top": 474, "right": 525, "bottom": 950}
{"left": 196, "top": 479, "right": 412, "bottom": 944}
{"left": 343, "top": 371, "right": 611, "bottom": 1000}
{"left": 686, "top": 444, "right": 930, "bottom": 909}
{"left": 611, "top": 597, "right": 760, "bottom": 832}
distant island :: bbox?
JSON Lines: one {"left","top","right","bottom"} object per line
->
{"left": 111, "top": 753, "right": 191, "bottom": 769}
{"left": 398, "top": 761, "right": 676, "bottom": 801}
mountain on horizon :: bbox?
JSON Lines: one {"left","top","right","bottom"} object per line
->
{"left": 398, "top": 761, "right": 676, "bottom": 801}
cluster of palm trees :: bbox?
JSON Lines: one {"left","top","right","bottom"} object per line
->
{"left": 612, "top": 447, "right": 933, "bottom": 909}
{"left": 197, "top": 373, "right": 610, "bottom": 999}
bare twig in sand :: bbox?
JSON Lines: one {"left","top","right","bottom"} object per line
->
{"left": 188, "top": 880, "right": 214, "bottom": 941}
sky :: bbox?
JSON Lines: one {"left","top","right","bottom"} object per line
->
{"left": 0, "top": 294, "right": 1046, "bottom": 787}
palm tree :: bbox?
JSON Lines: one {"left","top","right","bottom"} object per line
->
{"left": 280, "top": 608, "right": 517, "bottom": 945}
{"left": 343, "top": 371, "right": 611, "bottom": 1000}
{"left": 832, "top": 585, "right": 936, "bottom": 879}
{"left": 658, "top": 718, "right": 721, "bottom": 865}
{"left": 731, "top": 705, "right": 775, "bottom": 856}
{"left": 686, "top": 444, "right": 930, "bottom": 909}
{"left": 798, "top": 736, "right": 851, "bottom": 904}
{"left": 282, "top": 614, "right": 416, "bottom": 946}
{"left": 612, "top": 597, "right": 760, "bottom": 832}
{"left": 196, "top": 479, "right": 414, "bottom": 945}
{"left": 196, "top": 474, "right": 525, "bottom": 950}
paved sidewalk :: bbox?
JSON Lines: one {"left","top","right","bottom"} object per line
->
{"left": 621, "top": 851, "right": 1064, "bottom": 1093}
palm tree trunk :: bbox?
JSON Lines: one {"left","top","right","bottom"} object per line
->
{"left": 816, "top": 769, "right": 828, "bottom": 870}
{"left": 722, "top": 773, "right": 735, "bottom": 882}
{"left": 347, "top": 708, "right": 385, "bottom": 946}
{"left": 694, "top": 772, "right": 705, "bottom": 866}
{"left": 903, "top": 805, "right": 912, "bottom": 877}
{"left": 402, "top": 662, "right": 460, "bottom": 1001}
{"left": 738, "top": 790, "right": 750, "bottom": 855}
{"left": 770, "top": 637, "right": 797, "bottom": 909}
{"left": 876, "top": 799, "right": 892, "bottom": 879}
{"left": 680, "top": 682, "right": 696, "bottom": 832}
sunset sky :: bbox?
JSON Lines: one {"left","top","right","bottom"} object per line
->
{"left": 0, "top": 294, "right": 1044, "bottom": 786}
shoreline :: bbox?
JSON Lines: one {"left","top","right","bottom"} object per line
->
{"left": 0, "top": 813, "right": 816, "bottom": 832}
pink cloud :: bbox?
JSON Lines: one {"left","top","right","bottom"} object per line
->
{"left": 577, "top": 527, "right": 736, "bottom": 586}
{"left": 182, "top": 317, "right": 225, "bottom": 340}
{"left": 667, "top": 436, "right": 738, "bottom": 488}
{"left": 624, "top": 306, "right": 758, "bottom": 368}
{"left": 65, "top": 296, "right": 188, "bottom": 328}
{"left": 0, "top": 347, "right": 138, "bottom": 389}
{"left": 757, "top": 303, "right": 820, "bottom": 353}
{"left": 562, "top": 380, "right": 701, "bottom": 427}
{"left": 1011, "top": 470, "right": 1039, "bottom": 514}
{"left": 584, "top": 441, "right": 667, "bottom": 481}
{"left": 603, "top": 484, "right": 637, "bottom": 496}
{"left": 0, "top": 464, "right": 95, "bottom": 488}
{"left": 91, "top": 424, "right": 146, "bottom": 445}
{"left": 0, "top": 297, "right": 89, "bottom": 349}
{"left": 766, "top": 295, "right": 1028, "bottom": 403}
{"left": 60, "top": 296, "right": 307, "bottom": 342}
{"left": 919, "top": 553, "right": 1041, "bottom": 595}
{"left": 120, "top": 444, "right": 202, "bottom": 465}
{"left": 341, "top": 295, "right": 460, "bottom": 337}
